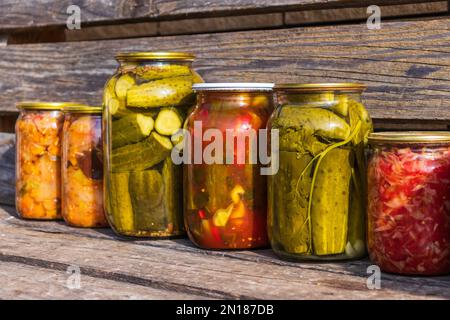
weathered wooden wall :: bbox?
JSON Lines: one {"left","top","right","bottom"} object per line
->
{"left": 0, "top": 18, "right": 449, "bottom": 122}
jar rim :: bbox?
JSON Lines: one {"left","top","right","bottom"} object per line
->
{"left": 115, "top": 52, "right": 195, "bottom": 62}
{"left": 63, "top": 105, "right": 102, "bottom": 114}
{"left": 193, "top": 83, "right": 274, "bottom": 92}
{"left": 17, "top": 101, "right": 80, "bottom": 111}
{"left": 274, "top": 83, "right": 366, "bottom": 92}
{"left": 369, "top": 131, "right": 450, "bottom": 144}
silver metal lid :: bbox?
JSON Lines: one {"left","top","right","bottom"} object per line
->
{"left": 193, "top": 83, "right": 274, "bottom": 91}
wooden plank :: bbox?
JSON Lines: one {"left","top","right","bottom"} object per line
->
{"left": 0, "top": 18, "right": 449, "bottom": 121}
{"left": 158, "top": 13, "right": 283, "bottom": 36}
{"left": 0, "top": 205, "right": 449, "bottom": 299}
{"left": 65, "top": 22, "right": 158, "bottom": 42}
{"left": 0, "top": 261, "right": 206, "bottom": 299}
{"left": 0, "top": 0, "right": 444, "bottom": 31}
{"left": 286, "top": 1, "right": 449, "bottom": 25}
{"left": 6, "top": 2, "right": 448, "bottom": 44}
{"left": 0, "top": 113, "right": 17, "bottom": 133}
{"left": 0, "top": 133, "right": 15, "bottom": 206}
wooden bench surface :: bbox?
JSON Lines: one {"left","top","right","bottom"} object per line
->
{"left": 1, "top": 204, "right": 449, "bottom": 299}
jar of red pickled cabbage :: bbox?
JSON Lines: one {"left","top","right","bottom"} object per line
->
{"left": 367, "top": 132, "right": 450, "bottom": 275}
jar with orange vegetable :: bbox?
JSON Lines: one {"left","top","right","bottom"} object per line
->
{"left": 61, "top": 105, "right": 106, "bottom": 228}
{"left": 15, "top": 102, "right": 70, "bottom": 220}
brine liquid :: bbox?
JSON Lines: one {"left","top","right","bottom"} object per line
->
{"left": 184, "top": 163, "right": 268, "bottom": 249}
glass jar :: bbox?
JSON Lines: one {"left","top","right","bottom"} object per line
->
{"left": 184, "top": 83, "right": 274, "bottom": 249}
{"left": 15, "top": 102, "right": 70, "bottom": 220}
{"left": 103, "top": 52, "right": 203, "bottom": 237}
{"left": 367, "top": 132, "right": 450, "bottom": 275}
{"left": 62, "top": 105, "right": 106, "bottom": 228}
{"left": 268, "top": 83, "right": 373, "bottom": 261}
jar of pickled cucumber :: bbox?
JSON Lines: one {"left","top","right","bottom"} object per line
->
{"left": 268, "top": 83, "right": 373, "bottom": 261}
{"left": 62, "top": 105, "right": 106, "bottom": 228}
{"left": 16, "top": 102, "right": 73, "bottom": 220}
{"left": 368, "top": 132, "right": 450, "bottom": 275}
{"left": 103, "top": 52, "right": 203, "bottom": 237}
{"left": 184, "top": 83, "right": 274, "bottom": 249}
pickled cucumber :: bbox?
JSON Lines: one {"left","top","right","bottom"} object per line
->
{"left": 129, "top": 170, "right": 166, "bottom": 230}
{"left": 103, "top": 76, "right": 117, "bottom": 107}
{"left": 109, "top": 172, "right": 134, "bottom": 232}
{"left": 104, "top": 77, "right": 129, "bottom": 118}
{"left": 135, "top": 64, "right": 191, "bottom": 81}
{"left": 311, "top": 148, "right": 352, "bottom": 255}
{"left": 115, "top": 74, "right": 136, "bottom": 100}
{"left": 272, "top": 151, "right": 313, "bottom": 254}
{"left": 162, "top": 157, "right": 183, "bottom": 232}
{"left": 348, "top": 169, "right": 365, "bottom": 250}
{"left": 112, "top": 114, "right": 154, "bottom": 149}
{"left": 276, "top": 106, "right": 350, "bottom": 141}
{"left": 127, "top": 76, "right": 193, "bottom": 108}
{"left": 332, "top": 94, "right": 349, "bottom": 117}
{"left": 155, "top": 108, "right": 182, "bottom": 136}
{"left": 349, "top": 100, "right": 372, "bottom": 145}
{"left": 112, "top": 132, "right": 173, "bottom": 171}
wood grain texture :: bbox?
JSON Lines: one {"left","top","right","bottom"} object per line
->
{"left": 0, "top": 18, "right": 449, "bottom": 121}
{"left": 0, "top": 133, "right": 15, "bottom": 206}
{"left": 0, "top": 205, "right": 449, "bottom": 299}
{"left": 286, "top": 1, "right": 449, "bottom": 25}
{"left": 0, "top": 262, "right": 206, "bottom": 299}
{"left": 7, "top": 2, "right": 447, "bottom": 44}
{"left": 0, "top": 114, "right": 17, "bottom": 133}
{"left": 0, "top": 0, "right": 445, "bottom": 31}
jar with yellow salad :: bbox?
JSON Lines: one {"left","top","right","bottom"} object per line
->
{"left": 16, "top": 102, "right": 71, "bottom": 220}
{"left": 103, "top": 52, "right": 203, "bottom": 237}
{"left": 267, "top": 83, "right": 373, "bottom": 260}
{"left": 62, "top": 105, "right": 106, "bottom": 228}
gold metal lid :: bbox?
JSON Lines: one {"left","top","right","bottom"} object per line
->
{"left": 17, "top": 101, "right": 79, "bottom": 111}
{"left": 274, "top": 83, "right": 367, "bottom": 92}
{"left": 369, "top": 131, "right": 450, "bottom": 144}
{"left": 116, "top": 52, "right": 195, "bottom": 62}
{"left": 63, "top": 105, "right": 102, "bottom": 114}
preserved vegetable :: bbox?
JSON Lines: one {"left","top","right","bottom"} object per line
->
{"left": 16, "top": 102, "right": 67, "bottom": 220}
{"left": 268, "top": 84, "right": 372, "bottom": 260}
{"left": 103, "top": 52, "right": 202, "bottom": 237}
{"left": 184, "top": 84, "right": 273, "bottom": 249}
{"left": 62, "top": 105, "right": 106, "bottom": 228}
{"left": 367, "top": 132, "right": 450, "bottom": 275}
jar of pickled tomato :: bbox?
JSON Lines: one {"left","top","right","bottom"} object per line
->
{"left": 184, "top": 83, "right": 274, "bottom": 249}
{"left": 368, "top": 132, "right": 450, "bottom": 275}
{"left": 15, "top": 102, "right": 72, "bottom": 220}
{"left": 62, "top": 105, "right": 106, "bottom": 228}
